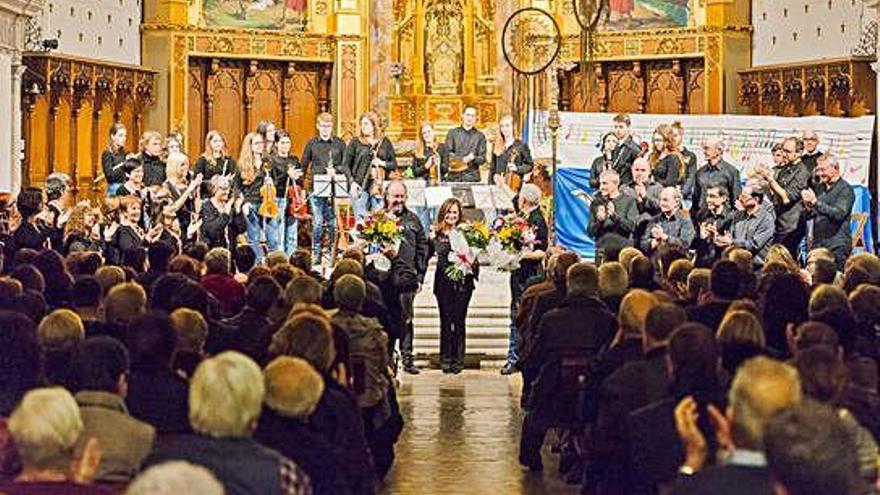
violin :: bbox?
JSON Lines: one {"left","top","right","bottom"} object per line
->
{"left": 286, "top": 158, "right": 309, "bottom": 220}
{"left": 504, "top": 144, "right": 522, "bottom": 192}
{"left": 258, "top": 163, "right": 279, "bottom": 219}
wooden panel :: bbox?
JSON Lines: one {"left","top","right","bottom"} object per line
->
{"left": 53, "top": 100, "right": 71, "bottom": 179}
{"left": 76, "top": 100, "right": 94, "bottom": 187}
{"left": 28, "top": 97, "right": 49, "bottom": 184}
{"left": 686, "top": 64, "right": 705, "bottom": 115}
{"left": 286, "top": 70, "right": 319, "bottom": 156}
{"left": 212, "top": 65, "right": 245, "bottom": 158}
{"left": 569, "top": 74, "right": 602, "bottom": 112}
{"left": 645, "top": 61, "right": 682, "bottom": 115}
{"left": 188, "top": 64, "right": 206, "bottom": 159}
{"left": 607, "top": 64, "right": 642, "bottom": 114}
{"left": 250, "top": 69, "right": 283, "bottom": 135}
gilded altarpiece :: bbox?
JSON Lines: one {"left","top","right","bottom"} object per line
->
{"left": 385, "top": 0, "right": 502, "bottom": 141}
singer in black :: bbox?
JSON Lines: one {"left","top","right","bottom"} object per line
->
{"left": 125, "top": 131, "right": 166, "bottom": 189}
{"left": 590, "top": 132, "right": 620, "bottom": 190}
{"left": 302, "top": 112, "right": 346, "bottom": 263}
{"left": 102, "top": 123, "right": 129, "bottom": 197}
{"left": 489, "top": 115, "right": 534, "bottom": 188}
{"left": 430, "top": 197, "right": 478, "bottom": 374}
{"left": 587, "top": 169, "right": 639, "bottom": 254}
{"left": 194, "top": 130, "right": 238, "bottom": 198}
{"left": 200, "top": 175, "right": 244, "bottom": 251}
{"left": 610, "top": 113, "right": 642, "bottom": 187}
{"left": 411, "top": 122, "right": 449, "bottom": 232}
{"left": 802, "top": 154, "right": 855, "bottom": 271}
{"left": 445, "top": 106, "right": 487, "bottom": 183}
{"left": 341, "top": 111, "right": 397, "bottom": 222}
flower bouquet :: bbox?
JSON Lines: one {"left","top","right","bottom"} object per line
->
{"left": 356, "top": 211, "right": 403, "bottom": 271}
{"left": 487, "top": 213, "right": 536, "bottom": 271}
{"left": 444, "top": 221, "right": 491, "bottom": 283}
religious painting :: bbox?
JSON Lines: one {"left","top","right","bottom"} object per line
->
{"left": 598, "top": 0, "right": 690, "bottom": 30}
{"left": 203, "top": 0, "right": 307, "bottom": 30}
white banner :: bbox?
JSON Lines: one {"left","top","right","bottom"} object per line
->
{"left": 526, "top": 111, "right": 875, "bottom": 185}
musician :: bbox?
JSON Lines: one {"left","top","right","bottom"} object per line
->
{"left": 101, "top": 123, "right": 129, "bottom": 196}
{"left": 125, "top": 131, "right": 166, "bottom": 189}
{"left": 671, "top": 121, "right": 699, "bottom": 202}
{"left": 430, "top": 197, "right": 478, "bottom": 374}
{"left": 490, "top": 115, "right": 534, "bottom": 188}
{"left": 163, "top": 152, "right": 202, "bottom": 241}
{"left": 691, "top": 136, "right": 741, "bottom": 221}
{"left": 115, "top": 162, "right": 146, "bottom": 198}
{"left": 590, "top": 132, "right": 619, "bottom": 190}
{"left": 637, "top": 187, "right": 694, "bottom": 255}
{"left": 501, "top": 183, "right": 548, "bottom": 375}
{"left": 445, "top": 106, "right": 486, "bottom": 183}
{"left": 802, "top": 154, "right": 854, "bottom": 271}
{"left": 164, "top": 133, "right": 183, "bottom": 158}
{"left": 754, "top": 136, "right": 811, "bottom": 258}
{"left": 411, "top": 122, "right": 449, "bottom": 231}
{"left": 200, "top": 175, "right": 244, "bottom": 251}
{"left": 610, "top": 113, "right": 642, "bottom": 187}
{"left": 648, "top": 124, "right": 684, "bottom": 187}
{"left": 234, "top": 132, "right": 270, "bottom": 260}
{"left": 257, "top": 120, "right": 277, "bottom": 156}
{"left": 269, "top": 130, "right": 304, "bottom": 256}
{"left": 111, "top": 196, "right": 162, "bottom": 253}
{"left": 341, "top": 111, "right": 397, "bottom": 222}
{"left": 587, "top": 169, "right": 639, "bottom": 254}
{"left": 12, "top": 187, "right": 48, "bottom": 251}
{"left": 692, "top": 184, "right": 734, "bottom": 267}
{"left": 301, "top": 112, "right": 346, "bottom": 263}
{"left": 383, "top": 180, "right": 429, "bottom": 375}
{"left": 42, "top": 172, "right": 73, "bottom": 251}
{"left": 194, "top": 130, "right": 238, "bottom": 198}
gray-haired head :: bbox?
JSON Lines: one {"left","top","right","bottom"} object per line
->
{"left": 126, "top": 461, "right": 225, "bottom": 495}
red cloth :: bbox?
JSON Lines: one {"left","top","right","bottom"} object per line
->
{"left": 201, "top": 273, "right": 246, "bottom": 317}
{"left": 610, "top": 0, "right": 634, "bottom": 14}
{"left": 286, "top": 0, "right": 306, "bottom": 12}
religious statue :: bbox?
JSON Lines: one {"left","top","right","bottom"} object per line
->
{"left": 425, "top": 0, "right": 463, "bottom": 94}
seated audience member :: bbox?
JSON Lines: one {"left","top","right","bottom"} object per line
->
{"left": 0, "top": 311, "right": 41, "bottom": 477}
{"left": 515, "top": 254, "right": 561, "bottom": 366}
{"left": 685, "top": 268, "right": 711, "bottom": 305}
{"left": 94, "top": 265, "right": 126, "bottom": 296}
{"left": 791, "top": 347, "right": 878, "bottom": 483}
{"left": 271, "top": 264, "right": 302, "bottom": 291}
{"left": 256, "top": 357, "right": 351, "bottom": 495}
{"left": 638, "top": 187, "right": 695, "bottom": 256}
{"left": 145, "top": 352, "right": 311, "bottom": 495}
{"left": 716, "top": 310, "right": 766, "bottom": 375}
{"left": 138, "top": 241, "right": 176, "bottom": 292}
{"left": 618, "top": 246, "right": 643, "bottom": 274}
{"left": 201, "top": 247, "right": 245, "bottom": 317}
{"left": 808, "top": 284, "right": 849, "bottom": 318}
{"left": 665, "top": 259, "right": 694, "bottom": 302}
{"left": 266, "top": 251, "right": 290, "bottom": 269}
{"left": 34, "top": 249, "right": 74, "bottom": 309}
{"left": 269, "top": 311, "right": 378, "bottom": 495}
{"left": 70, "top": 336, "right": 155, "bottom": 482}
{"left": 761, "top": 273, "right": 810, "bottom": 357}
{"left": 672, "top": 357, "right": 803, "bottom": 495}
{"left": 101, "top": 282, "right": 147, "bottom": 340}
{"left": 626, "top": 323, "right": 726, "bottom": 495}
{"left": 838, "top": 356, "right": 880, "bottom": 444}
{"left": 169, "top": 308, "right": 209, "bottom": 378}
{"left": 763, "top": 401, "right": 861, "bottom": 495}
{"left": 686, "top": 260, "right": 741, "bottom": 331}
{"left": 0, "top": 388, "right": 109, "bottom": 494}
{"left": 290, "top": 248, "right": 324, "bottom": 281}
{"left": 11, "top": 263, "right": 46, "bottom": 294}
{"left": 213, "top": 275, "right": 280, "bottom": 359}
{"left": 124, "top": 311, "right": 190, "bottom": 434}
{"left": 233, "top": 245, "right": 257, "bottom": 283}
{"left": 629, "top": 255, "right": 661, "bottom": 291}
{"left": 597, "top": 261, "right": 629, "bottom": 313}
{"left": 125, "top": 461, "right": 224, "bottom": 495}
{"left": 321, "top": 261, "right": 389, "bottom": 328}
{"left": 331, "top": 275, "right": 400, "bottom": 480}
{"left": 168, "top": 254, "right": 201, "bottom": 281}
{"left": 281, "top": 275, "right": 325, "bottom": 322}
{"left": 519, "top": 262, "right": 617, "bottom": 470}
{"left": 72, "top": 276, "right": 103, "bottom": 334}
{"left": 38, "top": 308, "right": 85, "bottom": 389}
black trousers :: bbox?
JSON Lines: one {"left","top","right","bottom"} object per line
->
{"left": 436, "top": 287, "right": 473, "bottom": 367}
{"left": 398, "top": 291, "right": 416, "bottom": 366}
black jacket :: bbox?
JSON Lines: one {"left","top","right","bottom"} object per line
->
{"left": 391, "top": 207, "right": 430, "bottom": 289}
{"left": 302, "top": 136, "right": 347, "bottom": 180}
{"left": 341, "top": 137, "right": 397, "bottom": 189}
{"left": 102, "top": 149, "right": 128, "bottom": 185}
{"left": 807, "top": 177, "right": 854, "bottom": 252}
{"left": 612, "top": 136, "right": 642, "bottom": 186}
{"left": 194, "top": 155, "right": 238, "bottom": 197}
{"left": 411, "top": 144, "right": 449, "bottom": 182}
{"left": 588, "top": 193, "right": 639, "bottom": 251}
{"left": 489, "top": 139, "right": 534, "bottom": 185}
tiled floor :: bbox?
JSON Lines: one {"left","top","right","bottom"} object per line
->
{"left": 381, "top": 369, "right": 581, "bottom": 495}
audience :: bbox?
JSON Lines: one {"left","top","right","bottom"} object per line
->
{"left": 125, "top": 461, "right": 224, "bottom": 495}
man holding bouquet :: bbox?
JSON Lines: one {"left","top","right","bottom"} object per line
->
{"left": 382, "top": 180, "right": 430, "bottom": 374}
{"left": 501, "top": 183, "right": 548, "bottom": 375}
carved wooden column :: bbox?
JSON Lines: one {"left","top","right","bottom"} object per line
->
{"left": 205, "top": 59, "right": 218, "bottom": 132}
{"left": 596, "top": 65, "right": 608, "bottom": 112}
{"left": 21, "top": 87, "right": 39, "bottom": 189}
{"left": 673, "top": 60, "right": 687, "bottom": 114}
{"left": 281, "top": 62, "right": 295, "bottom": 133}
{"left": 244, "top": 61, "right": 258, "bottom": 134}
{"left": 47, "top": 85, "right": 61, "bottom": 176}
{"left": 633, "top": 62, "right": 646, "bottom": 113}
{"left": 69, "top": 81, "right": 85, "bottom": 195}
{"left": 91, "top": 85, "right": 106, "bottom": 193}
{"left": 318, "top": 64, "right": 331, "bottom": 113}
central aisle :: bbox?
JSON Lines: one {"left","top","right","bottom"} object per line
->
{"left": 381, "top": 370, "right": 581, "bottom": 495}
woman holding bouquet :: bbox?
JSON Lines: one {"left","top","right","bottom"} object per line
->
{"left": 430, "top": 197, "right": 480, "bottom": 374}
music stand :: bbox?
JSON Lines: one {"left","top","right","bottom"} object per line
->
{"left": 312, "top": 172, "right": 350, "bottom": 267}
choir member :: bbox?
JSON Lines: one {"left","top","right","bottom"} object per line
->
{"left": 754, "top": 136, "right": 811, "bottom": 258}
{"left": 610, "top": 113, "right": 641, "bottom": 187}
{"left": 690, "top": 136, "right": 741, "bottom": 220}
{"left": 430, "top": 197, "right": 478, "bottom": 374}
{"left": 234, "top": 132, "right": 269, "bottom": 260}
{"left": 102, "top": 122, "right": 129, "bottom": 197}
{"left": 638, "top": 187, "right": 694, "bottom": 256}
{"left": 590, "top": 132, "right": 619, "bottom": 190}
{"left": 723, "top": 184, "right": 776, "bottom": 268}
{"left": 445, "top": 106, "right": 486, "bottom": 183}
{"left": 200, "top": 175, "right": 243, "bottom": 251}
{"left": 692, "top": 184, "right": 734, "bottom": 267}
{"left": 42, "top": 173, "right": 73, "bottom": 251}
{"left": 163, "top": 152, "right": 202, "bottom": 242}
{"left": 194, "top": 130, "right": 238, "bottom": 198}
{"left": 127, "top": 131, "right": 166, "bottom": 189}
{"left": 341, "top": 111, "right": 397, "bottom": 222}
{"left": 671, "top": 121, "right": 699, "bottom": 202}
{"left": 269, "top": 130, "right": 304, "bottom": 256}
{"left": 648, "top": 124, "right": 684, "bottom": 188}
{"left": 257, "top": 120, "right": 277, "bottom": 156}
{"left": 116, "top": 162, "right": 146, "bottom": 198}
{"left": 12, "top": 187, "right": 49, "bottom": 251}
{"left": 301, "top": 112, "right": 346, "bottom": 263}
{"left": 802, "top": 154, "right": 855, "bottom": 271}
{"left": 587, "top": 169, "right": 639, "bottom": 255}
{"left": 490, "top": 115, "right": 534, "bottom": 189}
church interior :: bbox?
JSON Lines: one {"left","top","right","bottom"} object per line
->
{"left": 1, "top": 0, "right": 880, "bottom": 494}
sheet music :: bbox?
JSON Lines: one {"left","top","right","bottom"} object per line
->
{"left": 404, "top": 179, "right": 427, "bottom": 207}
{"left": 424, "top": 186, "right": 453, "bottom": 208}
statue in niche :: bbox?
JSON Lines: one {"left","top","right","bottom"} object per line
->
{"left": 425, "top": 0, "right": 463, "bottom": 94}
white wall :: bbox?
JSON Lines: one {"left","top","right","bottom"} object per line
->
{"left": 752, "top": 0, "right": 873, "bottom": 66}
{"left": 40, "top": 0, "right": 141, "bottom": 65}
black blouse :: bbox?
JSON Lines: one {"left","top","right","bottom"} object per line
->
{"left": 652, "top": 154, "right": 684, "bottom": 187}
{"left": 268, "top": 154, "right": 303, "bottom": 198}
{"left": 194, "top": 155, "right": 238, "bottom": 197}
{"left": 341, "top": 137, "right": 397, "bottom": 189}
{"left": 430, "top": 230, "right": 478, "bottom": 293}
{"left": 411, "top": 144, "right": 450, "bottom": 182}
{"left": 489, "top": 139, "right": 534, "bottom": 185}
{"left": 102, "top": 149, "right": 128, "bottom": 185}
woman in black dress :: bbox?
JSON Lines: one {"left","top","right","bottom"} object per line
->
{"left": 200, "top": 175, "right": 243, "bottom": 250}
{"left": 430, "top": 197, "right": 479, "bottom": 374}
{"left": 340, "top": 111, "right": 397, "bottom": 222}
{"left": 489, "top": 115, "right": 534, "bottom": 189}
{"left": 102, "top": 122, "right": 129, "bottom": 196}
{"left": 648, "top": 124, "right": 685, "bottom": 187}
{"left": 589, "top": 132, "right": 620, "bottom": 190}
{"left": 194, "top": 130, "right": 238, "bottom": 198}
{"left": 411, "top": 122, "right": 449, "bottom": 232}
{"left": 112, "top": 196, "right": 162, "bottom": 254}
